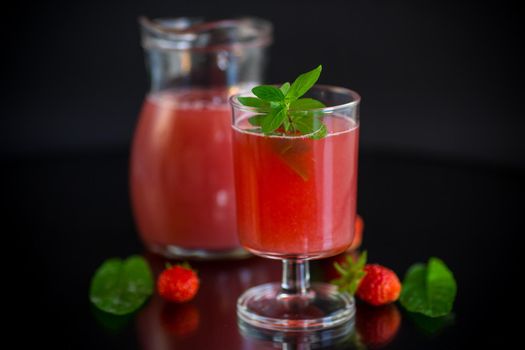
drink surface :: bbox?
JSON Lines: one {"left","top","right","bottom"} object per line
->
{"left": 131, "top": 89, "right": 238, "bottom": 250}
{"left": 232, "top": 116, "right": 359, "bottom": 259}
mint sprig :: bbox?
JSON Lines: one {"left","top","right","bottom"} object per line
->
{"left": 238, "top": 65, "right": 327, "bottom": 139}
{"left": 400, "top": 257, "right": 457, "bottom": 317}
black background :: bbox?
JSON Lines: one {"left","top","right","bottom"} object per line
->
{"left": 3, "top": 0, "right": 524, "bottom": 165}
{"left": 2, "top": 0, "right": 524, "bottom": 348}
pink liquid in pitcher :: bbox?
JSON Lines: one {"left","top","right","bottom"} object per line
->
{"left": 130, "top": 89, "right": 238, "bottom": 251}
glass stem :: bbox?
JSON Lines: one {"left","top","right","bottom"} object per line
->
{"left": 281, "top": 259, "right": 310, "bottom": 295}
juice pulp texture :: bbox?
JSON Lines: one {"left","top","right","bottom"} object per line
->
{"left": 233, "top": 116, "right": 359, "bottom": 259}
{"left": 131, "top": 90, "right": 238, "bottom": 250}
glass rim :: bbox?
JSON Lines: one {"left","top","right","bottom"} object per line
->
{"left": 229, "top": 84, "right": 361, "bottom": 114}
{"left": 139, "top": 16, "right": 273, "bottom": 51}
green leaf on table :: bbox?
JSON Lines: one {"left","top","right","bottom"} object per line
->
{"left": 287, "top": 65, "right": 322, "bottom": 100}
{"left": 89, "top": 255, "right": 154, "bottom": 315}
{"left": 400, "top": 257, "right": 457, "bottom": 317}
{"left": 252, "top": 85, "right": 285, "bottom": 102}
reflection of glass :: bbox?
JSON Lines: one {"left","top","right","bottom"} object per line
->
{"left": 238, "top": 318, "right": 355, "bottom": 349}
{"left": 131, "top": 17, "right": 272, "bottom": 260}
{"left": 230, "top": 86, "right": 361, "bottom": 330}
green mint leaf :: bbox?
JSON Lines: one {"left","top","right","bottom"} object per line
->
{"left": 248, "top": 114, "right": 266, "bottom": 126}
{"left": 238, "top": 97, "right": 270, "bottom": 109}
{"left": 290, "top": 98, "right": 326, "bottom": 110}
{"left": 89, "top": 255, "right": 153, "bottom": 315}
{"left": 287, "top": 65, "right": 322, "bottom": 100}
{"left": 272, "top": 138, "right": 310, "bottom": 180}
{"left": 400, "top": 257, "right": 457, "bottom": 318}
{"left": 237, "top": 65, "right": 328, "bottom": 140}
{"left": 293, "top": 114, "right": 321, "bottom": 134}
{"left": 293, "top": 114, "right": 326, "bottom": 139}
{"left": 331, "top": 251, "right": 368, "bottom": 296}
{"left": 280, "top": 82, "right": 291, "bottom": 96}
{"left": 311, "top": 123, "right": 328, "bottom": 140}
{"left": 261, "top": 107, "right": 287, "bottom": 133}
{"left": 283, "top": 116, "right": 291, "bottom": 131}
{"left": 252, "top": 85, "right": 285, "bottom": 102}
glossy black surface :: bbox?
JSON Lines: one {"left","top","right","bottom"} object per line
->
{"left": 3, "top": 151, "right": 521, "bottom": 348}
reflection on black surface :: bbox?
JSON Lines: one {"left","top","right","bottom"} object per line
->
{"left": 133, "top": 253, "right": 408, "bottom": 349}
{"left": 160, "top": 302, "right": 200, "bottom": 337}
{"left": 355, "top": 303, "right": 401, "bottom": 349}
{"left": 6, "top": 152, "right": 519, "bottom": 348}
{"left": 238, "top": 319, "right": 356, "bottom": 350}
{"left": 90, "top": 303, "right": 136, "bottom": 334}
{"left": 136, "top": 253, "right": 281, "bottom": 350}
{"left": 406, "top": 311, "right": 455, "bottom": 337}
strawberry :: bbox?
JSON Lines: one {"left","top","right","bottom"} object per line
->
{"left": 332, "top": 252, "right": 401, "bottom": 306}
{"left": 157, "top": 263, "right": 199, "bottom": 303}
{"left": 347, "top": 214, "right": 364, "bottom": 250}
{"left": 356, "top": 264, "right": 401, "bottom": 306}
{"left": 356, "top": 303, "right": 401, "bottom": 348}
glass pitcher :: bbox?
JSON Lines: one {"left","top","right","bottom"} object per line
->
{"left": 130, "top": 17, "right": 272, "bottom": 259}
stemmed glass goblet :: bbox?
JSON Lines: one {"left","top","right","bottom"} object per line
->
{"left": 230, "top": 85, "right": 361, "bottom": 330}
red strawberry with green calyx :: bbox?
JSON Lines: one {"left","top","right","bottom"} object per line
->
{"left": 157, "top": 262, "right": 199, "bottom": 303}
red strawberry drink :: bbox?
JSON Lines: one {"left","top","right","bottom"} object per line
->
{"left": 131, "top": 90, "right": 239, "bottom": 254}
{"left": 233, "top": 115, "right": 359, "bottom": 259}
{"left": 131, "top": 17, "right": 272, "bottom": 259}
{"left": 230, "top": 67, "right": 362, "bottom": 332}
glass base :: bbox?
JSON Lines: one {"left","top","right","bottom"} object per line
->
{"left": 237, "top": 282, "right": 355, "bottom": 331}
{"left": 238, "top": 317, "right": 354, "bottom": 347}
{"left": 146, "top": 243, "right": 251, "bottom": 260}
